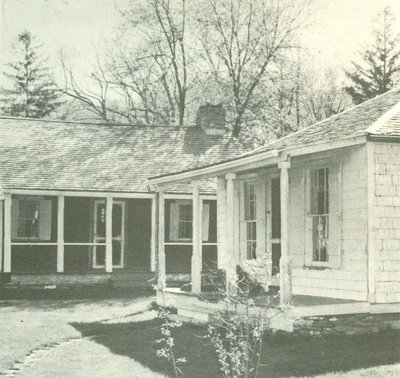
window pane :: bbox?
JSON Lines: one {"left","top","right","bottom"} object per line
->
{"left": 311, "top": 168, "right": 329, "bottom": 215}
{"left": 96, "top": 204, "right": 106, "bottom": 237}
{"left": 17, "top": 200, "right": 40, "bottom": 238}
{"left": 95, "top": 245, "right": 105, "bottom": 266}
{"left": 112, "top": 240, "right": 122, "bottom": 266}
{"left": 312, "top": 215, "right": 328, "bottom": 262}
{"left": 178, "top": 204, "right": 192, "bottom": 239}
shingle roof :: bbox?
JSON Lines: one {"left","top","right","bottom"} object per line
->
{"left": 0, "top": 117, "right": 244, "bottom": 193}
{"left": 241, "top": 85, "right": 400, "bottom": 158}
{"left": 157, "top": 86, "right": 400, "bottom": 182}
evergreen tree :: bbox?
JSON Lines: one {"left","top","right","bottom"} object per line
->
{"left": 0, "top": 31, "right": 63, "bottom": 118}
{"left": 345, "top": 6, "right": 400, "bottom": 104}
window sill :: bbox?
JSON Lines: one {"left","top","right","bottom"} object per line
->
{"left": 304, "top": 264, "right": 331, "bottom": 270}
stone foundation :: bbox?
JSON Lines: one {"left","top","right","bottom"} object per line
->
{"left": 294, "top": 312, "right": 400, "bottom": 336}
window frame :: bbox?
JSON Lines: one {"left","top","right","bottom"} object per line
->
{"left": 12, "top": 197, "right": 53, "bottom": 241}
{"left": 307, "top": 167, "right": 330, "bottom": 267}
{"left": 241, "top": 179, "right": 257, "bottom": 260}
{"left": 177, "top": 202, "right": 193, "bottom": 241}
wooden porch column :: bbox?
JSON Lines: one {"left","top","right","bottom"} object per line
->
{"left": 105, "top": 195, "right": 113, "bottom": 273}
{"left": 57, "top": 195, "right": 65, "bottom": 273}
{"left": 150, "top": 196, "right": 156, "bottom": 272}
{"left": 217, "top": 176, "right": 227, "bottom": 270}
{"left": 225, "top": 173, "right": 237, "bottom": 294}
{"left": 157, "top": 188, "right": 166, "bottom": 289}
{"left": 191, "top": 180, "right": 202, "bottom": 294}
{"left": 0, "top": 198, "right": 3, "bottom": 272}
{"left": 3, "top": 193, "right": 11, "bottom": 273}
{"left": 279, "top": 159, "right": 291, "bottom": 305}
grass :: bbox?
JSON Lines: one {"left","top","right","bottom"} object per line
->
{"left": 72, "top": 319, "right": 400, "bottom": 378}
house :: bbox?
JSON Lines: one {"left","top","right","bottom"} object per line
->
{"left": 151, "top": 88, "right": 400, "bottom": 330}
{"left": 0, "top": 104, "right": 244, "bottom": 288}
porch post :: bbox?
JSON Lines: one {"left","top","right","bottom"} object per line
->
{"left": 105, "top": 195, "right": 113, "bottom": 273}
{"left": 279, "top": 159, "right": 292, "bottom": 305}
{"left": 3, "top": 193, "right": 11, "bottom": 273}
{"left": 191, "top": 180, "right": 202, "bottom": 294}
{"left": 150, "top": 196, "right": 156, "bottom": 272}
{"left": 217, "top": 176, "right": 227, "bottom": 270}
{"left": 0, "top": 198, "right": 3, "bottom": 272}
{"left": 57, "top": 195, "right": 65, "bottom": 273}
{"left": 225, "top": 173, "right": 237, "bottom": 294}
{"left": 157, "top": 188, "right": 166, "bottom": 289}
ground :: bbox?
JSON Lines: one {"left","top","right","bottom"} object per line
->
{"left": 0, "top": 294, "right": 399, "bottom": 377}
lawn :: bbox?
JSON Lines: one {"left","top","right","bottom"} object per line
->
{"left": 72, "top": 319, "right": 400, "bottom": 378}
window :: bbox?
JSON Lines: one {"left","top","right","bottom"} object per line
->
{"left": 169, "top": 201, "right": 210, "bottom": 242}
{"left": 310, "top": 168, "right": 329, "bottom": 262}
{"left": 12, "top": 198, "right": 52, "bottom": 240}
{"left": 178, "top": 203, "right": 193, "bottom": 240}
{"left": 243, "top": 181, "right": 257, "bottom": 260}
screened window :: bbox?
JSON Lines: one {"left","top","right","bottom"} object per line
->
{"left": 243, "top": 181, "right": 257, "bottom": 260}
{"left": 310, "top": 168, "right": 329, "bottom": 262}
{"left": 12, "top": 198, "right": 52, "bottom": 240}
{"left": 17, "top": 200, "right": 40, "bottom": 238}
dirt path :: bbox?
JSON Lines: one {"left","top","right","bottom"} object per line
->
{"left": 0, "top": 296, "right": 163, "bottom": 377}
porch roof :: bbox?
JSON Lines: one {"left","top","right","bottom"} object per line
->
{"left": 0, "top": 116, "right": 244, "bottom": 194}
{"left": 151, "top": 86, "right": 400, "bottom": 184}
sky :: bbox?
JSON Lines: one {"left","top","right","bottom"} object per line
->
{"left": 1, "top": 0, "right": 400, "bottom": 85}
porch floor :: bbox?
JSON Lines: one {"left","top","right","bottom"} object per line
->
{"left": 159, "top": 288, "right": 400, "bottom": 319}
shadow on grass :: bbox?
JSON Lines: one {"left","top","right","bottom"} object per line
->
{"left": 71, "top": 320, "right": 400, "bottom": 378}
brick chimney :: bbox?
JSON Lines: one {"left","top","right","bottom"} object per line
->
{"left": 196, "top": 103, "right": 227, "bottom": 136}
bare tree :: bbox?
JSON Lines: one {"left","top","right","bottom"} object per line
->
{"left": 196, "top": 0, "right": 309, "bottom": 137}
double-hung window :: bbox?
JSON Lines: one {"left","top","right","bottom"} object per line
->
{"left": 178, "top": 203, "right": 193, "bottom": 240}
{"left": 310, "top": 168, "right": 329, "bottom": 262}
{"left": 243, "top": 181, "right": 257, "bottom": 260}
{"left": 169, "top": 201, "right": 210, "bottom": 242}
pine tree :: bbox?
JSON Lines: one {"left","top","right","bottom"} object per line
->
{"left": 0, "top": 31, "right": 63, "bottom": 118}
{"left": 345, "top": 6, "right": 400, "bottom": 104}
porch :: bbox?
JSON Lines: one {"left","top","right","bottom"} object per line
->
{"left": 158, "top": 288, "right": 400, "bottom": 334}
{"left": 0, "top": 190, "right": 156, "bottom": 280}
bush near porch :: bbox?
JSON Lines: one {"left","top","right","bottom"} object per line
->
{"left": 72, "top": 319, "right": 400, "bottom": 378}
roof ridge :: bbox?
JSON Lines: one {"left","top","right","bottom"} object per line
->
{"left": 239, "top": 86, "right": 400, "bottom": 158}
{"left": 0, "top": 115, "right": 198, "bottom": 129}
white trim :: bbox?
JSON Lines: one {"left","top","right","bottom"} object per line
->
{"left": 150, "top": 197, "right": 156, "bottom": 272}
{"left": 367, "top": 142, "right": 376, "bottom": 303}
{"left": 93, "top": 199, "right": 125, "bottom": 270}
{"left": 287, "top": 136, "right": 366, "bottom": 158}
{"left": 3, "top": 193, "right": 11, "bottom": 272}
{"left": 105, "top": 196, "right": 113, "bottom": 272}
{"left": 11, "top": 242, "right": 58, "bottom": 246}
{"left": 365, "top": 100, "right": 400, "bottom": 134}
{"left": 164, "top": 193, "right": 216, "bottom": 200}
{"left": 158, "top": 189, "right": 166, "bottom": 289}
{"left": 64, "top": 243, "right": 106, "bottom": 246}
{"left": 151, "top": 150, "right": 279, "bottom": 184}
{"left": 163, "top": 242, "right": 217, "bottom": 246}
{"left": 151, "top": 136, "right": 367, "bottom": 185}
{"left": 0, "top": 200, "right": 3, "bottom": 272}
{"left": 191, "top": 181, "right": 202, "bottom": 294}
{"left": 4, "top": 189, "right": 155, "bottom": 199}
{"left": 57, "top": 195, "right": 65, "bottom": 273}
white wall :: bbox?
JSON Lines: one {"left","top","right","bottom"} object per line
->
{"left": 290, "top": 145, "right": 369, "bottom": 301}
{"left": 373, "top": 142, "right": 400, "bottom": 303}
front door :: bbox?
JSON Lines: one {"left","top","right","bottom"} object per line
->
{"left": 269, "top": 177, "right": 281, "bottom": 286}
{"left": 93, "top": 200, "right": 125, "bottom": 269}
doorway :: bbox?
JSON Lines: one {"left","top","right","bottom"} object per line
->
{"left": 92, "top": 200, "right": 125, "bottom": 269}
